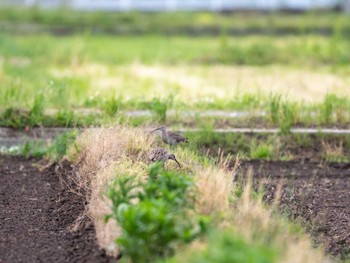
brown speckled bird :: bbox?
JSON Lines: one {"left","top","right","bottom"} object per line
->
{"left": 149, "top": 148, "right": 181, "bottom": 168}
{"left": 150, "top": 126, "right": 188, "bottom": 146}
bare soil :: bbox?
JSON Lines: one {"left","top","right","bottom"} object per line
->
{"left": 238, "top": 160, "right": 350, "bottom": 258}
{"left": 0, "top": 155, "right": 115, "bottom": 263}
{"left": 1, "top": 155, "right": 349, "bottom": 261}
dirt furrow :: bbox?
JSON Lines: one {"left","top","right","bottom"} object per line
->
{"left": 0, "top": 155, "right": 114, "bottom": 263}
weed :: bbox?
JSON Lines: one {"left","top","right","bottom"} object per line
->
{"left": 269, "top": 95, "right": 281, "bottom": 125}
{"left": 279, "top": 102, "right": 297, "bottom": 134}
{"left": 29, "top": 92, "right": 45, "bottom": 126}
{"left": 0, "top": 107, "right": 30, "bottom": 128}
{"left": 250, "top": 141, "right": 275, "bottom": 159}
{"left": 163, "top": 230, "right": 279, "bottom": 263}
{"left": 321, "top": 140, "right": 349, "bottom": 162}
{"left": 5, "top": 130, "right": 79, "bottom": 160}
{"left": 48, "top": 130, "right": 78, "bottom": 160}
{"left": 106, "top": 164, "right": 206, "bottom": 263}
{"left": 322, "top": 94, "right": 335, "bottom": 124}
{"left": 320, "top": 93, "right": 350, "bottom": 125}
{"left": 20, "top": 140, "right": 47, "bottom": 158}
{"left": 54, "top": 110, "right": 76, "bottom": 127}
{"left": 145, "top": 96, "right": 173, "bottom": 123}
{"left": 103, "top": 96, "right": 122, "bottom": 117}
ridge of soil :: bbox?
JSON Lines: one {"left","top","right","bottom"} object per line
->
{"left": 0, "top": 155, "right": 115, "bottom": 263}
{"left": 238, "top": 160, "right": 350, "bottom": 258}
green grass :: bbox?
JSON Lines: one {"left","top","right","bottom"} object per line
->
{"left": 162, "top": 229, "right": 280, "bottom": 263}
{"left": 1, "top": 9, "right": 350, "bottom": 128}
{"left": 0, "top": 130, "right": 78, "bottom": 160}
{"left": 185, "top": 131, "right": 350, "bottom": 162}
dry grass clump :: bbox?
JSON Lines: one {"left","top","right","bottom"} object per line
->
{"left": 194, "top": 166, "right": 232, "bottom": 216}
{"left": 68, "top": 125, "right": 156, "bottom": 255}
{"left": 321, "top": 140, "right": 346, "bottom": 162}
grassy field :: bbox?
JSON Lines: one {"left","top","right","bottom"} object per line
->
{"left": 1, "top": 8, "right": 350, "bottom": 130}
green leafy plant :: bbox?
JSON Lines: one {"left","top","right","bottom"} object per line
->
{"left": 106, "top": 164, "right": 207, "bottom": 263}
{"left": 163, "top": 230, "right": 279, "bottom": 263}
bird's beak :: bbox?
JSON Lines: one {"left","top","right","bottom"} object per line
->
{"left": 173, "top": 157, "right": 181, "bottom": 168}
{"left": 150, "top": 127, "right": 160, "bottom": 133}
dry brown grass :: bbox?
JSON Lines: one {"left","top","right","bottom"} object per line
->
{"left": 69, "top": 124, "right": 330, "bottom": 262}
{"left": 51, "top": 63, "right": 350, "bottom": 103}
{"left": 194, "top": 166, "right": 232, "bottom": 216}
{"left": 68, "top": 125, "right": 156, "bottom": 255}
{"left": 321, "top": 140, "right": 345, "bottom": 161}
{"left": 232, "top": 169, "right": 329, "bottom": 263}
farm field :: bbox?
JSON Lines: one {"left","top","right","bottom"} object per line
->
{"left": 1, "top": 9, "right": 350, "bottom": 129}
{"left": 0, "top": 8, "right": 350, "bottom": 263}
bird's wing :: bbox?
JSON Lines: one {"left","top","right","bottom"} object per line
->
{"left": 168, "top": 132, "right": 188, "bottom": 142}
{"left": 150, "top": 148, "right": 167, "bottom": 161}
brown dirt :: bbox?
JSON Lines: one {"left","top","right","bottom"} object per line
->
{"left": 1, "top": 154, "right": 349, "bottom": 261}
{"left": 237, "top": 160, "right": 350, "bottom": 258}
{"left": 0, "top": 155, "right": 115, "bottom": 263}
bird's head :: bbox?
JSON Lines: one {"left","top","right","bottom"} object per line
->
{"left": 168, "top": 154, "right": 181, "bottom": 168}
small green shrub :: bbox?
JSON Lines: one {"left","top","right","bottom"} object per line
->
{"left": 163, "top": 230, "right": 279, "bottom": 263}
{"left": 106, "top": 164, "right": 207, "bottom": 263}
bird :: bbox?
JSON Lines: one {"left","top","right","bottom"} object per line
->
{"left": 150, "top": 126, "right": 188, "bottom": 146}
{"left": 149, "top": 148, "right": 181, "bottom": 168}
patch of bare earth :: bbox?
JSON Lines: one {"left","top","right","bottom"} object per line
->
{"left": 237, "top": 160, "right": 350, "bottom": 258}
{"left": 0, "top": 155, "right": 115, "bottom": 263}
